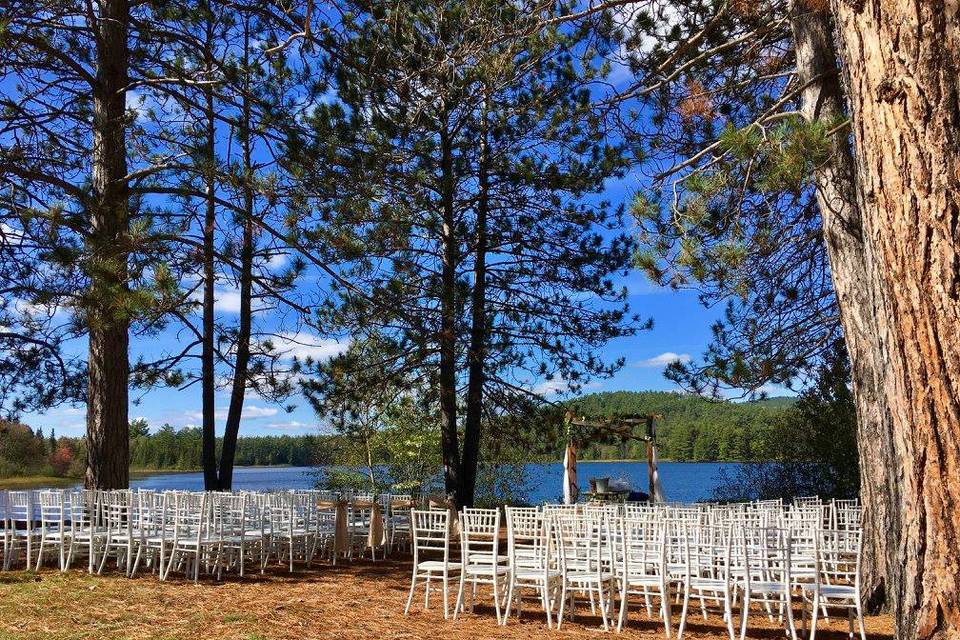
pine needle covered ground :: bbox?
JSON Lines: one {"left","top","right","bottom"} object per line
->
{"left": 0, "top": 558, "right": 893, "bottom": 640}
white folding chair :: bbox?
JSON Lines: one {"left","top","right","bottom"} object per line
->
{"left": 676, "top": 523, "right": 735, "bottom": 640}
{"left": 736, "top": 526, "right": 798, "bottom": 640}
{"left": 5, "top": 491, "right": 36, "bottom": 570}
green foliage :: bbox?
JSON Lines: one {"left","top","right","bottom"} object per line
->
{"left": 560, "top": 391, "right": 795, "bottom": 462}
{"left": 0, "top": 420, "right": 81, "bottom": 479}
{"left": 711, "top": 341, "right": 859, "bottom": 501}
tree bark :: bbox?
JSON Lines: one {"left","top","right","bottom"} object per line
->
{"left": 218, "top": 22, "right": 255, "bottom": 491}
{"left": 461, "top": 101, "right": 491, "bottom": 508}
{"left": 438, "top": 118, "right": 462, "bottom": 506}
{"left": 85, "top": 0, "right": 131, "bottom": 490}
{"left": 788, "top": 0, "right": 899, "bottom": 612}
{"left": 201, "top": 17, "right": 219, "bottom": 491}
{"left": 832, "top": 1, "right": 960, "bottom": 637}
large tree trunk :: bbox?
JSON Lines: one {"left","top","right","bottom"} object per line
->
{"left": 218, "top": 24, "right": 255, "bottom": 491}
{"left": 85, "top": 0, "right": 131, "bottom": 490}
{"left": 461, "top": 103, "right": 490, "bottom": 508}
{"left": 832, "top": 1, "right": 960, "bottom": 637}
{"left": 438, "top": 119, "right": 463, "bottom": 506}
{"left": 788, "top": 0, "right": 899, "bottom": 612}
{"left": 200, "top": 20, "right": 219, "bottom": 491}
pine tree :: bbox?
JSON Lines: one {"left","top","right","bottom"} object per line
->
{"left": 302, "top": 0, "right": 640, "bottom": 507}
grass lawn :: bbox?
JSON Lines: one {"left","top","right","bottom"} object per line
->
{"left": 0, "top": 558, "right": 894, "bottom": 640}
{"left": 0, "top": 476, "right": 77, "bottom": 490}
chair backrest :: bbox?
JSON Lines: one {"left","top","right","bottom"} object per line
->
{"left": 506, "top": 507, "right": 548, "bottom": 570}
{"left": 552, "top": 512, "right": 609, "bottom": 574}
{"left": 815, "top": 528, "right": 862, "bottom": 588}
{"left": 37, "top": 490, "right": 66, "bottom": 529}
{"left": 170, "top": 492, "right": 208, "bottom": 542}
{"left": 679, "top": 523, "right": 731, "bottom": 581}
{"left": 411, "top": 508, "right": 452, "bottom": 562}
{"left": 617, "top": 517, "right": 666, "bottom": 579}
{"left": 460, "top": 507, "right": 501, "bottom": 564}
{"left": 7, "top": 491, "right": 34, "bottom": 529}
{"left": 739, "top": 526, "right": 793, "bottom": 590}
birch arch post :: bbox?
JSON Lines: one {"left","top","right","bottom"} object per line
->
{"left": 562, "top": 410, "right": 666, "bottom": 504}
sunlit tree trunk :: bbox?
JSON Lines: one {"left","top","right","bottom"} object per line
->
{"left": 833, "top": 1, "right": 960, "bottom": 636}
{"left": 789, "top": 0, "right": 899, "bottom": 611}
{"left": 86, "top": 0, "right": 131, "bottom": 490}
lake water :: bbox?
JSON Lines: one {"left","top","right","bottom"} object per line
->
{"left": 130, "top": 461, "right": 740, "bottom": 504}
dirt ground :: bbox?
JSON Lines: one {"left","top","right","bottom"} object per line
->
{"left": 0, "top": 557, "right": 894, "bottom": 640}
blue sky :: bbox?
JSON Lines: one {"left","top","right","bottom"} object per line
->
{"left": 26, "top": 280, "right": 734, "bottom": 438}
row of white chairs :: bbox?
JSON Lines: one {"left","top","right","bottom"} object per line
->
{"left": 0, "top": 489, "right": 413, "bottom": 581}
{"left": 404, "top": 500, "right": 866, "bottom": 640}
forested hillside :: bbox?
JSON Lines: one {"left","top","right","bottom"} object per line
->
{"left": 569, "top": 391, "right": 796, "bottom": 461}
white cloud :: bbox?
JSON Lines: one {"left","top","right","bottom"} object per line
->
{"left": 184, "top": 404, "right": 279, "bottom": 421}
{"left": 264, "top": 420, "right": 311, "bottom": 431}
{"left": 270, "top": 332, "right": 349, "bottom": 363}
{"left": 532, "top": 377, "right": 601, "bottom": 397}
{"left": 215, "top": 288, "right": 243, "bottom": 313}
{"left": 0, "top": 222, "right": 24, "bottom": 244}
{"left": 636, "top": 352, "right": 692, "bottom": 368}
{"left": 266, "top": 251, "right": 289, "bottom": 270}
{"left": 533, "top": 378, "right": 568, "bottom": 396}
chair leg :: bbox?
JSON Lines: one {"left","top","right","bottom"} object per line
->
{"left": 739, "top": 592, "right": 751, "bottom": 640}
{"left": 503, "top": 575, "right": 515, "bottom": 625}
{"left": 677, "top": 584, "right": 691, "bottom": 640}
{"left": 442, "top": 572, "right": 451, "bottom": 620}
{"left": 855, "top": 599, "right": 867, "bottom": 640}
{"left": 663, "top": 587, "right": 673, "bottom": 639}
{"left": 784, "top": 593, "right": 798, "bottom": 640}
{"left": 404, "top": 571, "right": 418, "bottom": 616}
{"left": 557, "top": 581, "right": 568, "bottom": 629}
{"left": 453, "top": 572, "right": 466, "bottom": 620}
{"left": 723, "top": 590, "right": 736, "bottom": 640}
{"left": 809, "top": 591, "right": 820, "bottom": 640}
{"left": 617, "top": 581, "right": 628, "bottom": 632}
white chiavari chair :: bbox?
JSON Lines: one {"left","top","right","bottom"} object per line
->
{"left": 736, "top": 526, "right": 798, "bottom": 640}
{"left": 97, "top": 489, "right": 145, "bottom": 577}
{"left": 130, "top": 490, "right": 170, "bottom": 577}
{"left": 162, "top": 491, "right": 217, "bottom": 582}
{"left": 5, "top": 491, "right": 36, "bottom": 570}
{"left": 554, "top": 512, "right": 617, "bottom": 631}
{"left": 454, "top": 507, "right": 509, "bottom": 623}
{"left": 35, "top": 490, "right": 70, "bottom": 571}
{"left": 675, "top": 523, "right": 736, "bottom": 640}
{"left": 615, "top": 516, "right": 672, "bottom": 636}
{"left": 405, "top": 508, "right": 462, "bottom": 619}
{"left": 800, "top": 528, "right": 866, "bottom": 640}
{"left": 502, "top": 506, "right": 559, "bottom": 628}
